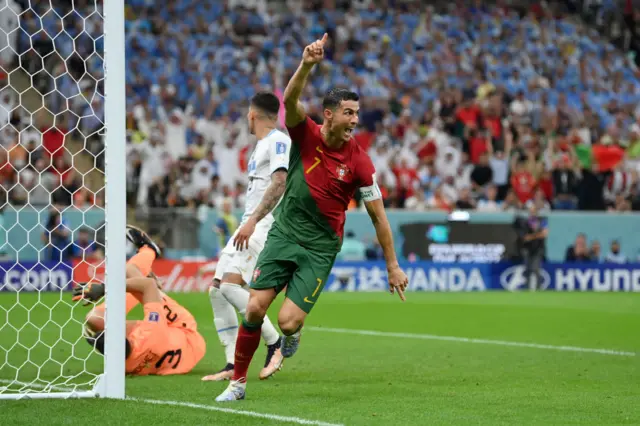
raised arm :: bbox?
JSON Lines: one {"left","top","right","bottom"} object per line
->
{"left": 283, "top": 33, "right": 328, "bottom": 127}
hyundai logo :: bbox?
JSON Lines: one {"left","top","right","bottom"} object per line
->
{"left": 500, "top": 265, "right": 551, "bottom": 291}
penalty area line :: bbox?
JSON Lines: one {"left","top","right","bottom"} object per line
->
{"left": 130, "top": 397, "right": 345, "bottom": 426}
{"left": 306, "top": 326, "right": 637, "bottom": 357}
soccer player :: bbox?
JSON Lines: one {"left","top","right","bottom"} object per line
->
{"left": 75, "top": 226, "right": 206, "bottom": 376}
{"left": 203, "top": 92, "right": 291, "bottom": 382}
{"left": 216, "top": 34, "right": 408, "bottom": 402}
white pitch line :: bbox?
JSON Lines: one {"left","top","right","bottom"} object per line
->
{"left": 129, "top": 398, "right": 344, "bottom": 426}
{"left": 306, "top": 326, "right": 637, "bottom": 357}
{"left": 0, "top": 380, "right": 343, "bottom": 426}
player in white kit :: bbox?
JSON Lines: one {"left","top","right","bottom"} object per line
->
{"left": 202, "top": 92, "right": 291, "bottom": 382}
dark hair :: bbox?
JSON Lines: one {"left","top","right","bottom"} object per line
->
{"left": 250, "top": 91, "right": 280, "bottom": 116}
{"left": 91, "top": 332, "right": 132, "bottom": 359}
{"left": 322, "top": 88, "right": 359, "bottom": 111}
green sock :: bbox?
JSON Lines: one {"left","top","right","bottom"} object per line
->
{"left": 242, "top": 317, "right": 263, "bottom": 332}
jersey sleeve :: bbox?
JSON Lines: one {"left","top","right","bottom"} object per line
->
{"left": 285, "top": 116, "right": 315, "bottom": 144}
{"left": 356, "top": 154, "right": 382, "bottom": 202}
{"left": 269, "top": 134, "right": 291, "bottom": 174}
{"left": 142, "top": 302, "right": 167, "bottom": 326}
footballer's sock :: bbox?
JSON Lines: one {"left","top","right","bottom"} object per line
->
{"left": 232, "top": 318, "right": 262, "bottom": 381}
{"left": 210, "top": 286, "right": 239, "bottom": 365}
{"left": 221, "top": 283, "right": 280, "bottom": 346}
{"left": 127, "top": 246, "right": 156, "bottom": 277}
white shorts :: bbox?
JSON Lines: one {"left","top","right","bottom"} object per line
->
{"left": 213, "top": 222, "right": 270, "bottom": 285}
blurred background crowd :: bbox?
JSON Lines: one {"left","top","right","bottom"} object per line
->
{"left": 2, "top": 0, "right": 640, "bottom": 220}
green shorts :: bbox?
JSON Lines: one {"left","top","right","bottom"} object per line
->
{"left": 251, "top": 224, "right": 337, "bottom": 314}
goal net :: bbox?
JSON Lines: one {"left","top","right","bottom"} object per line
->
{"left": 0, "top": 0, "right": 126, "bottom": 400}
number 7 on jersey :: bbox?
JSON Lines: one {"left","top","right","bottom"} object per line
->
{"left": 305, "top": 146, "right": 323, "bottom": 174}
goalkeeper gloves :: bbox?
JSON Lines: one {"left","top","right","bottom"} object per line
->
{"left": 72, "top": 282, "right": 106, "bottom": 306}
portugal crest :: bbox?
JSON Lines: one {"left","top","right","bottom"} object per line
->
{"left": 336, "top": 164, "right": 350, "bottom": 181}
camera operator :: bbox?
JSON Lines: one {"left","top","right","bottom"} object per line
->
{"left": 520, "top": 205, "right": 548, "bottom": 290}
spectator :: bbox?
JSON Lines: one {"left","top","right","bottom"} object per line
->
{"left": 470, "top": 153, "right": 493, "bottom": 189}
{"left": 215, "top": 197, "right": 238, "bottom": 252}
{"left": 565, "top": 233, "right": 592, "bottom": 262}
{"left": 502, "top": 189, "right": 523, "bottom": 212}
{"left": 70, "top": 227, "right": 99, "bottom": 260}
{"left": 477, "top": 185, "right": 502, "bottom": 212}
{"left": 590, "top": 240, "right": 602, "bottom": 263}
{"left": 521, "top": 205, "right": 548, "bottom": 291}
{"left": 336, "top": 231, "right": 366, "bottom": 261}
{"left": 136, "top": 129, "right": 170, "bottom": 207}
{"left": 404, "top": 188, "right": 428, "bottom": 211}
{"left": 604, "top": 240, "right": 627, "bottom": 264}
{"left": 486, "top": 131, "right": 512, "bottom": 200}
{"left": 365, "top": 237, "right": 384, "bottom": 261}
{"left": 42, "top": 210, "right": 71, "bottom": 262}
{"left": 455, "top": 187, "right": 476, "bottom": 210}
{"left": 552, "top": 155, "right": 579, "bottom": 210}
{"left": 510, "top": 157, "right": 536, "bottom": 206}
{"left": 526, "top": 189, "right": 551, "bottom": 213}
{"left": 427, "top": 184, "right": 452, "bottom": 212}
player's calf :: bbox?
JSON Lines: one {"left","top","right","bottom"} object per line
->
{"left": 277, "top": 299, "right": 306, "bottom": 358}
{"left": 244, "top": 288, "right": 276, "bottom": 323}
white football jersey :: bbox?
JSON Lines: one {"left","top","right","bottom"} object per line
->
{"left": 241, "top": 129, "right": 291, "bottom": 226}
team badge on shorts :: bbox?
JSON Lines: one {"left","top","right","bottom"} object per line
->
{"left": 253, "top": 268, "right": 261, "bottom": 282}
{"left": 336, "top": 164, "right": 350, "bottom": 181}
{"left": 148, "top": 312, "right": 160, "bottom": 322}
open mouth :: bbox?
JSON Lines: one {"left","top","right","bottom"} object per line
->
{"left": 344, "top": 128, "right": 354, "bottom": 138}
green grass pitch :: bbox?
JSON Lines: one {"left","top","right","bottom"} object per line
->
{"left": 1, "top": 291, "right": 639, "bottom": 425}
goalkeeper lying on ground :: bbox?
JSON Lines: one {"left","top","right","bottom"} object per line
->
{"left": 73, "top": 226, "right": 206, "bottom": 375}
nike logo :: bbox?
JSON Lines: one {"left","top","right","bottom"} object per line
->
{"left": 303, "top": 297, "right": 314, "bottom": 304}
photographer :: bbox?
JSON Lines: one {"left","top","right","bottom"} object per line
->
{"left": 520, "top": 205, "right": 548, "bottom": 291}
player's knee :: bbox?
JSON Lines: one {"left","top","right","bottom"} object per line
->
{"left": 278, "top": 312, "right": 303, "bottom": 335}
{"left": 245, "top": 295, "right": 268, "bottom": 320}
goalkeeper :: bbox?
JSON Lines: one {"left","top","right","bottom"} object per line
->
{"left": 73, "top": 226, "right": 206, "bottom": 376}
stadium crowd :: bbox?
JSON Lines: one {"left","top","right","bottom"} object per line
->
{"left": 2, "top": 0, "right": 640, "bottom": 214}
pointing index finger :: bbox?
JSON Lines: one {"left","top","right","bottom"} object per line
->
{"left": 319, "top": 33, "right": 328, "bottom": 46}
{"left": 397, "top": 287, "right": 406, "bottom": 302}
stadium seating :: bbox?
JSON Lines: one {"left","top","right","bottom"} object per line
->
{"left": 9, "top": 0, "right": 640, "bottom": 214}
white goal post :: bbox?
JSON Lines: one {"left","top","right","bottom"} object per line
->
{"left": 0, "top": 0, "right": 126, "bottom": 400}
